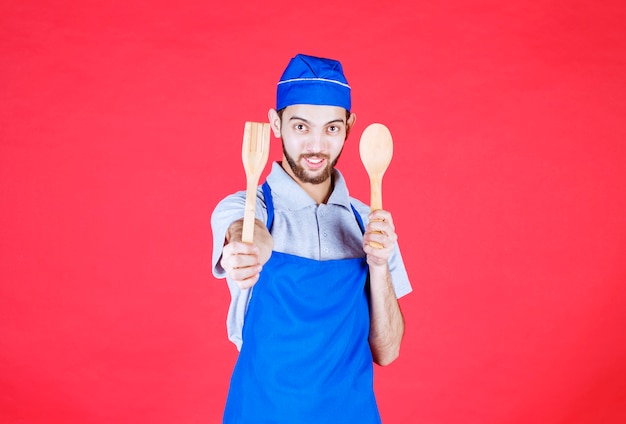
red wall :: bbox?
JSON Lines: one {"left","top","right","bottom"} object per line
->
{"left": 2, "top": 1, "right": 625, "bottom": 423}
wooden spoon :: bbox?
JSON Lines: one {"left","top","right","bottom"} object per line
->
{"left": 241, "top": 121, "right": 270, "bottom": 244}
{"left": 359, "top": 123, "right": 393, "bottom": 248}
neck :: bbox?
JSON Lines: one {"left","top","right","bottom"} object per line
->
{"left": 305, "top": 179, "right": 333, "bottom": 205}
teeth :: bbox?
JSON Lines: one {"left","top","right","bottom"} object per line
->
{"left": 307, "top": 158, "right": 322, "bottom": 164}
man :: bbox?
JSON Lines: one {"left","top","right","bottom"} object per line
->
{"left": 211, "top": 53, "right": 412, "bottom": 423}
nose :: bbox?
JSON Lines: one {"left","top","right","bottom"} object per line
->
{"left": 306, "top": 129, "right": 325, "bottom": 152}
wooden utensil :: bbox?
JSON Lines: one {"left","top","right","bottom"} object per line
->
{"left": 359, "top": 123, "right": 393, "bottom": 248}
{"left": 241, "top": 121, "right": 270, "bottom": 244}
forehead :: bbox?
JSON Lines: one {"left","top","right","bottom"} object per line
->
{"left": 282, "top": 104, "right": 347, "bottom": 124}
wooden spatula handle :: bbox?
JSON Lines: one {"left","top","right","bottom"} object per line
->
{"left": 241, "top": 178, "right": 257, "bottom": 244}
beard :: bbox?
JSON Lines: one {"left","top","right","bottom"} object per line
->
{"left": 282, "top": 142, "right": 343, "bottom": 185}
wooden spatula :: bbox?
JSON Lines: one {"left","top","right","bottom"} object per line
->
{"left": 241, "top": 121, "right": 270, "bottom": 244}
{"left": 359, "top": 123, "right": 393, "bottom": 248}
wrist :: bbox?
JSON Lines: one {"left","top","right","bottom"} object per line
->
{"left": 368, "top": 261, "right": 389, "bottom": 277}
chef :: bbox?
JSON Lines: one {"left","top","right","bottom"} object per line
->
{"left": 211, "top": 53, "right": 412, "bottom": 423}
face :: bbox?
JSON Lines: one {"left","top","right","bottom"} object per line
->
{"left": 269, "top": 104, "right": 355, "bottom": 185}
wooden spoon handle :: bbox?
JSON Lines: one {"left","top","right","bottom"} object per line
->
{"left": 369, "top": 239, "right": 384, "bottom": 249}
{"left": 368, "top": 176, "right": 385, "bottom": 248}
{"left": 370, "top": 176, "right": 383, "bottom": 211}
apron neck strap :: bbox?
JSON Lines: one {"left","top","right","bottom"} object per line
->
{"left": 262, "top": 182, "right": 275, "bottom": 231}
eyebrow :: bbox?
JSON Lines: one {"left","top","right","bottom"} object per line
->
{"left": 289, "top": 116, "right": 345, "bottom": 125}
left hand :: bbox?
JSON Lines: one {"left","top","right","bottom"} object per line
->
{"left": 363, "top": 209, "right": 397, "bottom": 268}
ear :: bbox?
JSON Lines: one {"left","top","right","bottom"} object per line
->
{"left": 346, "top": 112, "right": 357, "bottom": 137}
{"left": 268, "top": 108, "right": 282, "bottom": 138}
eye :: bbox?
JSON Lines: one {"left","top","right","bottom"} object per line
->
{"left": 328, "top": 125, "right": 340, "bottom": 133}
{"left": 294, "top": 123, "right": 307, "bottom": 132}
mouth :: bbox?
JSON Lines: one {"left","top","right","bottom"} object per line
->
{"left": 303, "top": 155, "right": 327, "bottom": 170}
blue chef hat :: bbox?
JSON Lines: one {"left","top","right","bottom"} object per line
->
{"left": 276, "top": 54, "right": 351, "bottom": 111}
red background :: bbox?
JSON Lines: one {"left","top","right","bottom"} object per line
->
{"left": 2, "top": 1, "right": 625, "bottom": 423}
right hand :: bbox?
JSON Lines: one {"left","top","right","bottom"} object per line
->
{"left": 220, "top": 218, "right": 273, "bottom": 290}
{"left": 220, "top": 240, "right": 264, "bottom": 290}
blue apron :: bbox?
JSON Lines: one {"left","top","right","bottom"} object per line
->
{"left": 223, "top": 182, "right": 381, "bottom": 424}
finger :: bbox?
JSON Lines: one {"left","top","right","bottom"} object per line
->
{"left": 368, "top": 210, "right": 393, "bottom": 225}
{"left": 225, "top": 240, "right": 259, "bottom": 256}
{"left": 222, "top": 242, "right": 261, "bottom": 268}
{"left": 229, "top": 252, "right": 261, "bottom": 270}
{"left": 228, "top": 263, "right": 263, "bottom": 287}
{"left": 366, "top": 225, "right": 397, "bottom": 248}
{"left": 364, "top": 229, "right": 397, "bottom": 252}
{"left": 363, "top": 244, "right": 391, "bottom": 266}
{"left": 237, "top": 273, "right": 260, "bottom": 290}
{"left": 367, "top": 232, "right": 385, "bottom": 247}
{"left": 368, "top": 219, "right": 395, "bottom": 235}
{"left": 364, "top": 229, "right": 385, "bottom": 249}
{"left": 228, "top": 261, "right": 261, "bottom": 278}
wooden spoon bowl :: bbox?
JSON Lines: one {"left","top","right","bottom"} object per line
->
{"left": 359, "top": 123, "right": 393, "bottom": 248}
{"left": 359, "top": 123, "right": 393, "bottom": 211}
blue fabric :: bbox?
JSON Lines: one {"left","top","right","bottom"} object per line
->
{"left": 262, "top": 182, "right": 274, "bottom": 231}
{"left": 276, "top": 53, "right": 351, "bottom": 111}
{"left": 223, "top": 183, "right": 380, "bottom": 424}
